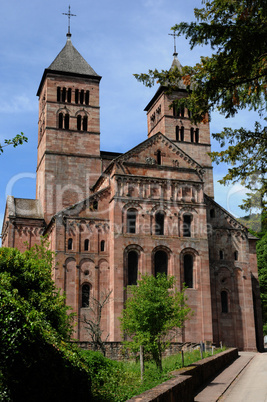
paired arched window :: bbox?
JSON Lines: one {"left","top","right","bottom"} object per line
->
{"left": 77, "top": 115, "right": 88, "bottom": 131}
{"left": 176, "top": 126, "right": 184, "bottom": 142}
{"left": 221, "top": 290, "right": 228, "bottom": 313}
{"left": 155, "top": 212, "right": 164, "bottom": 235}
{"left": 81, "top": 284, "right": 90, "bottom": 308}
{"left": 128, "top": 250, "right": 138, "bottom": 285}
{"left": 190, "top": 127, "right": 200, "bottom": 143}
{"left": 58, "top": 112, "right": 70, "bottom": 129}
{"left": 154, "top": 250, "right": 168, "bottom": 276}
{"left": 184, "top": 254, "right": 193, "bottom": 288}
{"left": 84, "top": 239, "right": 89, "bottom": 251}
{"left": 183, "top": 215, "right": 192, "bottom": 237}
{"left": 127, "top": 209, "right": 137, "bottom": 234}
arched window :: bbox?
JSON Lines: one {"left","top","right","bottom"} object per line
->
{"left": 221, "top": 291, "right": 228, "bottom": 313}
{"left": 184, "top": 254, "right": 193, "bottom": 288}
{"left": 180, "top": 126, "right": 184, "bottom": 141}
{"left": 67, "top": 238, "right": 73, "bottom": 250}
{"left": 127, "top": 209, "right": 137, "bottom": 234}
{"left": 57, "top": 87, "right": 61, "bottom": 102}
{"left": 82, "top": 284, "right": 90, "bottom": 308}
{"left": 100, "top": 240, "right": 105, "bottom": 252}
{"left": 183, "top": 215, "right": 191, "bottom": 237}
{"left": 128, "top": 250, "right": 138, "bottom": 285}
{"left": 155, "top": 212, "right": 164, "bottom": 235}
{"left": 156, "top": 150, "right": 162, "bottom": 165}
{"left": 190, "top": 127, "right": 194, "bottom": 142}
{"left": 75, "top": 89, "right": 79, "bottom": 104}
{"left": 220, "top": 250, "right": 224, "bottom": 260}
{"left": 234, "top": 251, "right": 238, "bottom": 261}
{"left": 77, "top": 115, "right": 81, "bottom": 130}
{"left": 83, "top": 116, "right": 88, "bottom": 131}
{"left": 85, "top": 90, "right": 90, "bottom": 105}
{"left": 176, "top": 126, "right": 179, "bottom": 141}
{"left": 67, "top": 88, "right": 72, "bottom": 103}
{"left": 84, "top": 239, "right": 89, "bottom": 251}
{"left": 195, "top": 128, "right": 199, "bottom": 143}
{"left": 59, "top": 113, "right": 63, "bottom": 129}
{"left": 154, "top": 250, "right": 168, "bottom": 276}
{"left": 62, "top": 87, "right": 66, "bottom": 102}
{"left": 80, "top": 89, "right": 84, "bottom": 104}
{"left": 65, "top": 113, "right": 69, "bottom": 129}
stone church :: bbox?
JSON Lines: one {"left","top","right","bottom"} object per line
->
{"left": 1, "top": 31, "right": 263, "bottom": 351}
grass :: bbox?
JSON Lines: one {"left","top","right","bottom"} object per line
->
{"left": 80, "top": 347, "right": 226, "bottom": 402}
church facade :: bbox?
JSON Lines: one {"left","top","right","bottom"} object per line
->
{"left": 1, "top": 34, "right": 263, "bottom": 351}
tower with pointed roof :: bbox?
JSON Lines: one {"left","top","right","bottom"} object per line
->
{"left": 36, "top": 33, "right": 102, "bottom": 222}
{"left": 144, "top": 52, "right": 214, "bottom": 198}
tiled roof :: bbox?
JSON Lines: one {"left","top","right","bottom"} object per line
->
{"left": 48, "top": 38, "right": 99, "bottom": 77}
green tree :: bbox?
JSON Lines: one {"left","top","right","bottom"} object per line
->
{"left": 0, "top": 133, "right": 28, "bottom": 154}
{"left": 120, "top": 274, "right": 191, "bottom": 371}
{"left": 0, "top": 240, "right": 91, "bottom": 401}
{"left": 256, "top": 229, "right": 267, "bottom": 335}
{"left": 135, "top": 0, "right": 267, "bottom": 211}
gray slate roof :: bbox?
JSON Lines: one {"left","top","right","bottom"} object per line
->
{"left": 48, "top": 38, "right": 99, "bottom": 77}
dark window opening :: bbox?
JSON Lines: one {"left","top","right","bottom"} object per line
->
{"left": 190, "top": 127, "right": 194, "bottom": 142}
{"left": 83, "top": 116, "right": 88, "bottom": 131}
{"left": 234, "top": 251, "right": 238, "bottom": 261}
{"left": 82, "top": 284, "right": 90, "bottom": 308}
{"left": 128, "top": 250, "right": 138, "bottom": 285}
{"left": 100, "top": 240, "right": 105, "bottom": 252}
{"left": 65, "top": 113, "right": 69, "bottom": 130}
{"left": 155, "top": 212, "right": 164, "bottom": 235}
{"left": 84, "top": 239, "right": 89, "bottom": 251}
{"left": 85, "top": 90, "right": 90, "bottom": 105}
{"left": 75, "top": 89, "right": 79, "bottom": 104}
{"left": 183, "top": 215, "right": 191, "bottom": 237}
{"left": 127, "top": 209, "right": 137, "bottom": 234}
{"left": 77, "top": 115, "right": 82, "bottom": 130}
{"left": 68, "top": 238, "right": 73, "bottom": 250}
{"left": 221, "top": 291, "right": 228, "bottom": 313}
{"left": 154, "top": 250, "right": 168, "bottom": 276}
{"left": 180, "top": 126, "right": 184, "bottom": 141}
{"left": 210, "top": 209, "right": 215, "bottom": 218}
{"left": 92, "top": 200, "right": 98, "bottom": 210}
{"left": 59, "top": 113, "right": 63, "bottom": 129}
{"left": 176, "top": 126, "right": 179, "bottom": 141}
{"left": 67, "top": 88, "right": 72, "bottom": 103}
{"left": 184, "top": 254, "right": 193, "bottom": 288}
{"left": 195, "top": 128, "right": 199, "bottom": 143}
{"left": 156, "top": 150, "right": 162, "bottom": 165}
{"left": 220, "top": 250, "right": 224, "bottom": 260}
{"left": 80, "top": 90, "right": 84, "bottom": 104}
{"left": 62, "top": 87, "right": 66, "bottom": 102}
{"left": 180, "top": 106, "right": 184, "bottom": 118}
{"left": 57, "top": 87, "right": 61, "bottom": 102}
{"left": 188, "top": 109, "right": 191, "bottom": 119}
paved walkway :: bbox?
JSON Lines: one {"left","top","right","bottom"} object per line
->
{"left": 194, "top": 352, "right": 257, "bottom": 402}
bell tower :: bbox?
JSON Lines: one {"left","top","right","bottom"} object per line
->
{"left": 36, "top": 33, "right": 102, "bottom": 222}
{"left": 144, "top": 52, "right": 214, "bottom": 198}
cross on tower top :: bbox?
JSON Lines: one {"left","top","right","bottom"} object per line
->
{"left": 62, "top": 5, "right": 76, "bottom": 38}
{"left": 168, "top": 31, "right": 179, "bottom": 56}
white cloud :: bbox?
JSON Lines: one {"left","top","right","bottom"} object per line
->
{"left": 0, "top": 95, "right": 37, "bottom": 114}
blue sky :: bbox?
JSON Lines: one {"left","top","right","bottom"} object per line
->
{"left": 0, "top": 0, "right": 258, "bottom": 234}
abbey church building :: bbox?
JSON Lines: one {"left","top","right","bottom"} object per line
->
{"left": 1, "top": 31, "right": 263, "bottom": 351}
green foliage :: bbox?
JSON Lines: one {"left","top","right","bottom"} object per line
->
{"left": 120, "top": 274, "right": 191, "bottom": 371}
{"left": 0, "top": 240, "right": 91, "bottom": 401}
{"left": 80, "top": 347, "right": 224, "bottom": 402}
{"left": 135, "top": 0, "right": 267, "bottom": 212}
{"left": 0, "top": 133, "right": 28, "bottom": 154}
